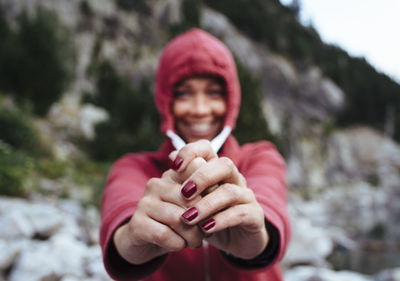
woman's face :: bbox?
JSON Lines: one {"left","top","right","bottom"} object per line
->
{"left": 172, "top": 76, "right": 227, "bottom": 143}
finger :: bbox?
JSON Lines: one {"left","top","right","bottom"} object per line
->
{"left": 181, "top": 183, "right": 254, "bottom": 225}
{"left": 131, "top": 212, "right": 186, "bottom": 252}
{"left": 163, "top": 154, "right": 207, "bottom": 184}
{"left": 199, "top": 203, "right": 265, "bottom": 235}
{"left": 168, "top": 150, "right": 179, "bottom": 170}
{"left": 145, "top": 177, "right": 200, "bottom": 211}
{"left": 171, "top": 157, "right": 207, "bottom": 184}
{"left": 201, "top": 184, "right": 219, "bottom": 196}
{"left": 169, "top": 150, "right": 178, "bottom": 163}
{"left": 180, "top": 157, "right": 246, "bottom": 199}
{"left": 144, "top": 199, "right": 204, "bottom": 249}
{"left": 171, "top": 140, "right": 217, "bottom": 172}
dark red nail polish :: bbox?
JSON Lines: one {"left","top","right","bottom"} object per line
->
{"left": 172, "top": 156, "right": 183, "bottom": 170}
{"left": 202, "top": 219, "right": 215, "bottom": 231}
{"left": 182, "top": 207, "right": 198, "bottom": 222}
{"left": 182, "top": 181, "right": 197, "bottom": 198}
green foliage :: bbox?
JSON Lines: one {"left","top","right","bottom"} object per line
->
{"left": 0, "top": 6, "right": 74, "bottom": 115}
{"left": 0, "top": 141, "right": 33, "bottom": 197}
{"left": 69, "top": 160, "right": 110, "bottom": 207}
{"left": 79, "top": 0, "right": 93, "bottom": 17}
{"left": 182, "top": 0, "right": 201, "bottom": 27}
{"left": 0, "top": 106, "right": 39, "bottom": 152}
{"left": 202, "top": 0, "right": 323, "bottom": 63}
{"left": 83, "top": 61, "right": 162, "bottom": 161}
{"left": 369, "top": 222, "right": 386, "bottom": 240}
{"left": 169, "top": 0, "right": 201, "bottom": 37}
{"left": 203, "top": 0, "right": 400, "bottom": 143}
{"left": 37, "top": 159, "right": 68, "bottom": 179}
{"left": 324, "top": 55, "right": 400, "bottom": 141}
{"left": 233, "top": 60, "right": 283, "bottom": 153}
{"left": 203, "top": 0, "right": 305, "bottom": 56}
{"left": 367, "top": 172, "right": 380, "bottom": 187}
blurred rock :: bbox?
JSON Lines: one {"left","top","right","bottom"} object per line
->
{"left": 327, "top": 127, "right": 385, "bottom": 184}
{"left": 283, "top": 214, "right": 333, "bottom": 267}
{"left": 85, "top": 245, "right": 110, "bottom": 280}
{"left": 87, "top": 0, "right": 116, "bottom": 17}
{"left": 0, "top": 211, "right": 34, "bottom": 239}
{"left": 0, "top": 240, "right": 29, "bottom": 271}
{"left": 375, "top": 268, "right": 400, "bottom": 281}
{"left": 0, "top": 198, "right": 64, "bottom": 239}
{"left": 286, "top": 126, "right": 400, "bottom": 195}
{"left": 0, "top": 196, "right": 106, "bottom": 280}
{"left": 202, "top": 7, "right": 345, "bottom": 129}
{"left": 79, "top": 104, "right": 109, "bottom": 140}
{"left": 9, "top": 234, "right": 87, "bottom": 281}
{"left": 298, "top": 183, "right": 388, "bottom": 235}
{"left": 285, "top": 266, "right": 373, "bottom": 281}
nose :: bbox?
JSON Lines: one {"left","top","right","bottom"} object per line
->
{"left": 191, "top": 93, "right": 211, "bottom": 116}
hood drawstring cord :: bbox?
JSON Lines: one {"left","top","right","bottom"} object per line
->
{"left": 166, "top": 126, "right": 232, "bottom": 153}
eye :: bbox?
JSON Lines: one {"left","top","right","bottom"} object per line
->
{"left": 173, "top": 90, "right": 191, "bottom": 99}
{"left": 207, "top": 88, "right": 225, "bottom": 98}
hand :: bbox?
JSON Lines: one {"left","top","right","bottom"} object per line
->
{"left": 113, "top": 156, "right": 208, "bottom": 265}
{"left": 173, "top": 141, "right": 269, "bottom": 259}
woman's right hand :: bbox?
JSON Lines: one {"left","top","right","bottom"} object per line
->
{"left": 113, "top": 156, "right": 208, "bottom": 265}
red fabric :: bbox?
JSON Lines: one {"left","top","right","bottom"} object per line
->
{"left": 100, "top": 137, "right": 291, "bottom": 281}
{"left": 155, "top": 28, "right": 241, "bottom": 134}
{"left": 99, "top": 28, "right": 291, "bottom": 280}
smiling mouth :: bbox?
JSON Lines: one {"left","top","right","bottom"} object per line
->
{"left": 177, "top": 119, "right": 223, "bottom": 141}
{"left": 190, "top": 123, "right": 212, "bottom": 132}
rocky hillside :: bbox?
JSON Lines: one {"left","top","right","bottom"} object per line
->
{"left": 1, "top": 0, "right": 400, "bottom": 280}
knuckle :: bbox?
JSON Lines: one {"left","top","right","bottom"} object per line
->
{"left": 138, "top": 196, "right": 153, "bottom": 208}
{"left": 220, "top": 157, "right": 235, "bottom": 170}
{"left": 200, "top": 196, "right": 214, "bottom": 211}
{"left": 169, "top": 212, "right": 184, "bottom": 228}
{"left": 222, "top": 183, "right": 241, "bottom": 200}
{"left": 180, "top": 145, "right": 195, "bottom": 157}
{"left": 161, "top": 170, "right": 170, "bottom": 178}
{"left": 185, "top": 229, "right": 204, "bottom": 249}
{"left": 161, "top": 170, "right": 177, "bottom": 181}
{"left": 198, "top": 139, "right": 211, "bottom": 147}
{"left": 171, "top": 241, "right": 186, "bottom": 252}
{"left": 191, "top": 157, "right": 206, "bottom": 170}
{"left": 194, "top": 169, "right": 209, "bottom": 185}
{"left": 188, "top": 238, "right": 203, "bottom": 249}
{"left": 236, "top": 186, "right": 252, "bottom": 201}
{"left": 238, "top": 173, "right": 247, "bottom": 186}
{"left": 236, "top": 205, "right": 249, "bottom": 221}
{"left": 152, "top": 228, "right": 171, "bottom": 245}
{"left": 146, "top": 178, "right": 159, "bottom": 192}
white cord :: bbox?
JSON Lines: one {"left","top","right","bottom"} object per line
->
{"left": 166, "top": 126, "right": 231, "bottom": 153}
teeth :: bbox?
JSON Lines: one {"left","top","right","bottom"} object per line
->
{"left": 191, "top": 123, "right": 211, "bottom": 132}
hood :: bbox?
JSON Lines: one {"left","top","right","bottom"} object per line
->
{"left": 155, "top": 28, "right": 241, "bottom": 136}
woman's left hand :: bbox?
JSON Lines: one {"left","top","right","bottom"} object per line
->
{"left": 173, "top": 142, "right": 269, "bottom": 260}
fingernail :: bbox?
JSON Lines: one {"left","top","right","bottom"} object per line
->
{"left": 172, "top": 156, "right": 183, "bottom": 170}
{"left": 202, "top": 219, "right": 216, "bottom": 231}
{"left": 181, "top": 181, "right": 197, "bottom": 198}
{"left": 182, "top": 207, "right": 198, "bottom": 222}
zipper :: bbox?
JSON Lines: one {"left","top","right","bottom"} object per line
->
{"left": 203, "top": 241, "right": 211, "bottom": 281}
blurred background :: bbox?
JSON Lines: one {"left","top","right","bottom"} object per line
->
{"left": 0, "top": 0, "right": 399, "bottom": 280}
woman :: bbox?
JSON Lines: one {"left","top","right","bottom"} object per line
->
{"left": 100, "top": 28, "right": 291, "bottom": 281}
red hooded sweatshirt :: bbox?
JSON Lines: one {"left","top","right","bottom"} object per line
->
{"left": 100, "top": 28, "right": 291, "bottom": 281}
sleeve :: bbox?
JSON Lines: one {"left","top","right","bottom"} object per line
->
{"left": 229, "top": 141, "right": 291, "bottom": 268}
{"left": 221, "top": 218, "right": 280, "bottom": 269}
{"left": 99, "top": 154, "right": 166, "bottom": 280}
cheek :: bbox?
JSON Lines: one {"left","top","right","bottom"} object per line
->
{"left": 171, "top": 101, "right": 185, "bottom": 118}
{"left": 213, "top": 101, "right": 227, "bottom": 117}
